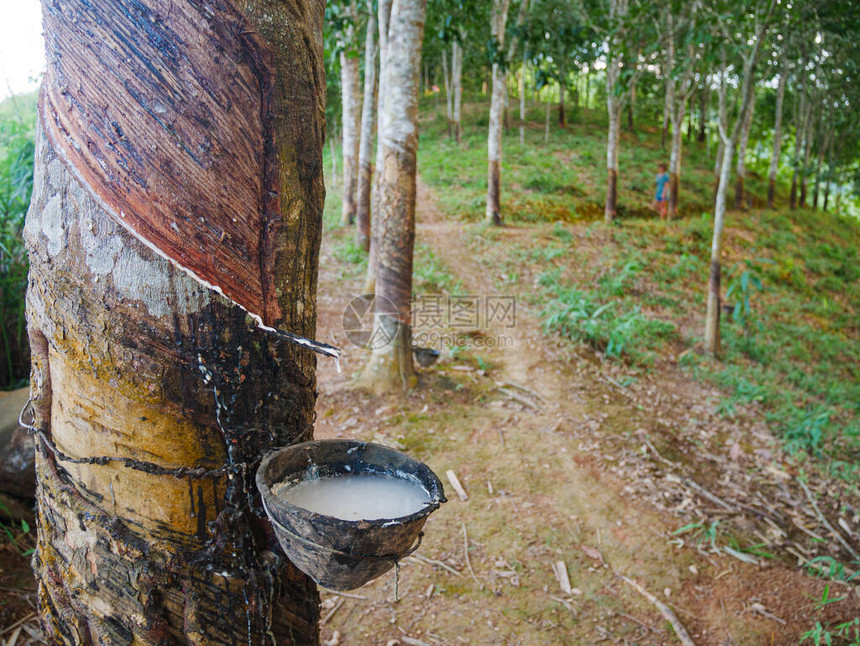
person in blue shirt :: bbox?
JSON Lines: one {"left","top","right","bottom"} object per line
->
{"left": 654, "top": 163, "right": 670, "bottom": 220}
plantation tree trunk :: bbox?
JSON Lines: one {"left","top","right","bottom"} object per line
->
{"left": 544, "top": 94, "right": 550, "bottom": 143}
{"left": 811, "top": 128, "right": 830, "bottom": 209}
{"left": 661, "top": 62, "right": 670, "bottom": 150}
{"left": 26, "top": 0, "right": 327, "bottom": 641}
{"left": 822, "top": 138, "right": 836, "bottom": 212}
{"left": 799, "top": 116, "right": 815, "bottom": 208}
{"left": 667, "top": 100, "right": 686, "bottom": 220}
{"left": 340, "top": 3, "right": 361, "bottom": 226}
{"left": 365, "top": 0, "right": 392, "bottom": 294}
{"left": 605, "top": 96, "right": 621, "bottom": 223}
{"left": 604, "top": 0, "right": 634, "bottom": 223}
{"left": 698, "top": 85, "right": 707, "bottom": 142}
{"left": 734, "top": 90, "right": 756, "bottom": 209}
{"left": 452, "top": 39, "right": 463, "bottom": 143}
{"left": 356, "top": 7, "right": 378, "bottom": 251}
{"left": 705, "top": 31, "right": 765, "bottom": 356}
{"left": 665, "top": 39, "right": 693, "bottom": 220}
{"left": 626, "top": 89, "right": 634, "bottom": 132}
{"left": 485, "top": 0, "right": 511, "bottom": 225}
{"left": 706, "top": 136, "right": 733, "bottom": 357}
{"left": 359, "top": 0, "right": 427, "bottom": 392}
{"left": 558, "top": 76, "right": 567, "bottom": 127}
{"left": 330, "top": 132, "right": 338, "bottom": 185}
{"left": 486, "top": 0, "right": 528, "bottom": 225}
{"left": 767, "top": 69, "right": 787, "bottom": 208}
{"left": 519, "top": 52, "right": 527, "bottom": 145}
{"left": 442, "top": 51, "right": 453, "bottom": 138}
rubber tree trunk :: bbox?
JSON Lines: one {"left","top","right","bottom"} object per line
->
{"left": 364, "top": 0, "right": 392, "bottom": 294}
{"left": 442, "top": 51, "right": 453, "bottom": 138}
{"left": 734, "top": 91, "right": 756, "bottom": 209}
{"left": 811, "top": 129, "right": 829, "bottom": 209}
{"left": 356, "top": 8, "right": 378, "bottom": 251}
{"left": 698, "top": 86, "right": 707, "bottom": 143}
{"left": 341, "top": 47, "right": 361, "bottom": 225}
{"left": 667, "top": 99, "right": 686, "bottom": 220}
{"left": 767, "top": 70, "right": 787, "bottom": 208}
{"left": 452, "top": 40, "right": 463, "bottom": 143}
{"left": 359, "top": 0, "right": 426, "bottom": 392}
{"left": 485, "top": 0, "right": 511, "bottom": 226}
{"left": 605, "top": 93, "right": 621, "bottom": 222}
{"left": 486, "top": 60, "right": 506, "bottom": 226}
{"left": 519, "top": 52, "right": 527, "bottom": 145}
{"left": 544, "top": 94, "right": 550, "bottom": 143}
{"left": 26, "top": 0, "right": 326, "bottom": 641}
{"left": 558, "top": 77, "right": 567, "bottom": 127}
{"left": 706, "top": 137, "right": 733, "bottom": 356}
{"left": 800, "top": 117, "right": 814, "bottom": 208}
{"left": 604, "top": 0, "right": 630, "bottom": 223}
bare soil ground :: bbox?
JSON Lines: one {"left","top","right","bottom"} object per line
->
{"left": 312, "top": 181, "right": 860, "bottom": 645}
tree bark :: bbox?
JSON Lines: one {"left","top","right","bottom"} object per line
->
{"left": 558, "top": 77, "right": 567, "bottom": 127}
{"left": 544, "top": 92, "right": 550, "bottom": 143}
{"left": 442, "top": 51, "right": 453, "bottom": 138}
{"left": 734, "top": 90, "right": 756, "bottom": 209}
{"left": 485, "top": 0, "right": 511, "bottom": 226}
{"left": 359, "top": 0, "right": 426, "bottom": 392}
{"left": 767, "top": 69, "right": 787, "bottom": 208}
{"left": 605, "top": 97, "right": 621, "bottom": 222}
{"left": 365, "top": 0, "right": 392, "bottom": 294}
{"left": 452, "top": 40, "right": 463, "bottom": 143}
{"left": 28, "top": 0, "right": 327, "bottom": 641}
{"left": 519, "top": 52, "right": 527, "bottom": 145}
{"left": 356, "top": 7, "right": 378, "bottom": 251}
{"left": 705, "top": 137, "right": 732, "bottom": 356}
{"left": 340, "top": 43, "right": 361, "bottom": 225}
{"left": 706, "top": 33, "right": 763, "bottom": 356}
{"left": 698, "top": 85, "right": 707, "bottom": 142}
{"left": 799, "top": 113, "right": 815, "bottom": 208}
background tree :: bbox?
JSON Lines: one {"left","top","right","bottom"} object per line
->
{"left": 360, "top": 0, "right": 428, "bottom": 391}
{"left": 705, "top": 0, "right": 775, "bottom": 356}
{"left": 356, "top": 0, "right": 378, "bottom": 251}
{"left": 578, "top": 0, "right": 649, "bottom": 222}
{"left": 486, "top": 0, "right": 529, "bottom": 225}
{"left": 335, "top": 1, "right": 363, "bottom": 225}
{"left": 656, "top": 1, "right": 699, "bottom": 219}
{"left": 26, "top": 0, "right": 328, "bottom": 641}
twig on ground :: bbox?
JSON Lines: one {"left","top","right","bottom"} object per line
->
{"left": 462, "top": 523, "right": 482, "bottom": 589}
{"left": 683, "top": 479, "right": 733, "bottom": 511}
{"left": 798, "top": 478, "right": 860, "bottom": 562}
{"left": 496, "top": 387, "right": 542, "bottom": 411}
{"left": 498, "top": 381, "right": 547, "bottom": 403}
{"left": 322, "top": 589, "right": 367, "bottom": 600}
{"left": 408, "top": 554, "right": 464, "bottom": 578}
{"left": 446, "top": 470, "right": 468, "bottom": 502}
{"left": 401, "top": 636, "right": 432, "bottom": 646}
{"left": 551, "top": 560, "right": 572, "bottom": 595}
{"left": 321, "top": 597, "right": 344, "bottom": 625}
{"left": 0, "top": 614, "right": 36, "bottom": 638}
{"left": 619, "top": 576, "right": 695, "bottom": 646}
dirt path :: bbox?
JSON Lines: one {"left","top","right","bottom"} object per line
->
{"left": 312, "top": 182, "right": 859, "bottom": 645}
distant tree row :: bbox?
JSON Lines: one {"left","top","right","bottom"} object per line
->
{"left": 324, "top": 0, "right": 860, "bottom": 385}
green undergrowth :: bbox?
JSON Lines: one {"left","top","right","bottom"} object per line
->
{"left": 0, "top": 93, "right": 36, "bottom": 390}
